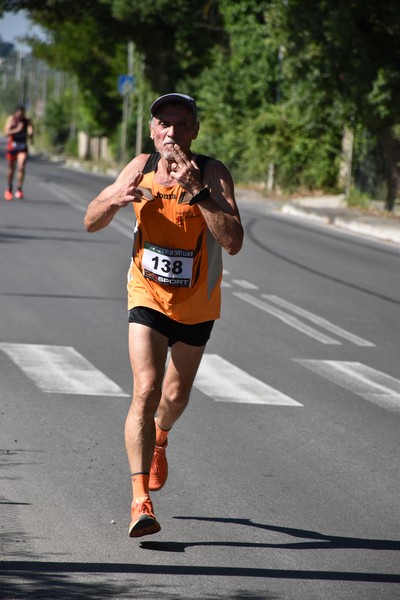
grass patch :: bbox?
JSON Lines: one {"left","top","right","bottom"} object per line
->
{"left": 346, "top": 188, "right": 371, "bottom": 209}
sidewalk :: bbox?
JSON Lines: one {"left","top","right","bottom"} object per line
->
{"left": 280, "top": 195, "right": 400, "bottom": 245}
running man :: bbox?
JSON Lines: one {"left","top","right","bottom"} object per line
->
{"left": 84, "top": 93, "right": 243, "bottom": 538}
{"left": 4, "top": 105, "right": 34, "bottom": 200}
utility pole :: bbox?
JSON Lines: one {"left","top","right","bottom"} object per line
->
{"left": 120, "top": 41, "right": 134, "bottom": 165}
{"left": 16, "top": 51, "right": 25, "bottom": 104}
{"left": 126, "top": 41, "right": 134, "bottom": 160}
{"left": 135, "top": 56, "right": 144, "bottom": 155}
{"left": 339, "top": 125, "right": 354, "bottom": 198}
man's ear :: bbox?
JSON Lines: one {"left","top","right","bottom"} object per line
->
{"left": 192, "top": 122, "right": 200, "bottom": 141}
{"left": 148, "top": 120, "right": 154, "bottom": 140}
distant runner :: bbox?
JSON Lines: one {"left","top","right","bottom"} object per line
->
{"left": 4, "top": 105, "right": 34, "bottom": 201}
{"left": 84, "top": 93, "right": 244, "bottom": 538}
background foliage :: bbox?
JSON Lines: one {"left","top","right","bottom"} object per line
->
{"left": 1, "top": 0, "right": 399, "bottom": 208}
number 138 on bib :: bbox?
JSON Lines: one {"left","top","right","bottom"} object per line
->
{"left": 142, "top": 242, "right": 194, "bottom": 287}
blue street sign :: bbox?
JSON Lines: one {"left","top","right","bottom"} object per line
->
{"left": 118, "top": 75, "right": 135, "bottom": 95}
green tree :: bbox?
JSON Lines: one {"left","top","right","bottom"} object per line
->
{"left": 194, "top": 1, "right": 279, "bottom": 181}
{"left": 2, "top": 0, "right": 400, "bottom": 202}
{"left": 195, "top": 1, "right": 342, "bottom": 191}
{"left": 1, "top": 0, "right": 225, "bottom": 136}
{"left": 107, "top": 0, "right": 225, "bottom": 92}
{"left": 267, "top": 0, "right": 400, "bottom": 208}
{"left": 44, "top": 95, "right": 71, "bottom": 150}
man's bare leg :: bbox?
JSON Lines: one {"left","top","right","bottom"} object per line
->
{"left": 157, "top": 341, "right": 206, "bottom": 431}
{"left": 16, "top": 153, "right": 27, "bottom": 190}
{"left": 126, "top": 323, "right": 169, "bottom": 537}
{"left": 148, "top": 340, "right": 206, "bottom": 492}
{"left": 125, "top": 323, "right": 169, "bottom": 478}
{"left": 7, "top": 160, "right": 15, "bottom": 190}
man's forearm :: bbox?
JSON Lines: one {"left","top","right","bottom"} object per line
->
{"left": 84, "top": 196, "right": 120, "bottom": 232}
{"left": 198, "top": 199, "right": 243, "bottom": 255}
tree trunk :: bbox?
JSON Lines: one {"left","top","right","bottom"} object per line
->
{"left": 377, "top": 127, "right": 400, "bottom": 211}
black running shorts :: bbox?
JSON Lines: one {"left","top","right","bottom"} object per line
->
{"left": 129, "top": 306, "right": 214, "bottom": 347}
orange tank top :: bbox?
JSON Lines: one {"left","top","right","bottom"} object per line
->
{"left": 127, "top": 168, "right": 222, "bottom": 324}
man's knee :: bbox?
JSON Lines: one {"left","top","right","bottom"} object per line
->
{"left": 132, "top": 380, "right": 162, "bottom": 414}
{"left": 162, "top": 383, "right": 191, "bottom": 410}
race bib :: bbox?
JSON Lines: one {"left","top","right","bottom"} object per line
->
{"left": 142, "top": 242, "right": 194, "bottom": 287}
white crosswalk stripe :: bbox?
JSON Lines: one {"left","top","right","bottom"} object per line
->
{"left": 0, "top": 343, "right": 129, "bottom": 396}
{"left": 297, "top": 360, "right": 400, "bottom": 411}
{"left": 195, "top": 354, "right": 302, "bottom": 405}
{"left": 3, "top": 343, "right": 395, "bottom": 413}
{"left": 0, "top": 343, "right": 302, "bottom": 406}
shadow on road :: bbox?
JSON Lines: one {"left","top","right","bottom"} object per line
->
{"left": 1, "top": 518, "right": 399, "bottom": 598}
{"left": 161, "top": 516, "right": 400, "bottom": 552}
{"left": 0, "top": 561, "right": 279, "bottom": 600}
{"left": 0, "top": 557, "right": 399, "bottom": 598}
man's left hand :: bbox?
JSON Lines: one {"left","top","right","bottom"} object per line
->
{"left": 168, "top": 144, "right": 202, "bottom": 196}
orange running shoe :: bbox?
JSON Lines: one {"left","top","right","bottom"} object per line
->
{"left": 15, "top": 190, "right": 24, "bottom": 199}
{"left": 149, "top": 440, "right": 168, "bottom": 491}
{"left": 128, "top": 496, "right": 161, "bottom": 538}
{"left": 4, "top": 190, "right": 13, "bottom": 201}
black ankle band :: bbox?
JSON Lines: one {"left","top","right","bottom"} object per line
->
{"left": 131, "top": 471, "right": 150, "bottom": 478}
{"left": 156, "top": 424, "right": 172, "bottom": 432}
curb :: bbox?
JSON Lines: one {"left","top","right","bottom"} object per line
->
{"left": 281, "top": 203, "right": 400, "bottom": 245}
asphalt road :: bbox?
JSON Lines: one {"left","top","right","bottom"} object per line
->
{"left": 1, "top": 147, "right": 399, "bottom": 600}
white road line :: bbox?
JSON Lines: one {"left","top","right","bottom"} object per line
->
{"left": 0, "top": 343, "right": 129, "bottom": 396}
{"left": 105, "top": 217, "right": 135, "bottom": 238}
{"left": 195, "top": 354, "right": 302, "bottom": 405}
{"left": 232, "top": 279, "right": 259, "bottom": 290}
{"left": 44, "top": 184, "right": 87, "bottom": 213}
{"left": 234, "top": 292, "right": 341, "bottom": 345}
{"left": 43, "top": 184, "right": 135, "bottom": 239}
{"left": 297, "top": 360, "right": 400, "bottom": 412}
{"left": 263, "top": 295, "right": 374, "bottom": 347}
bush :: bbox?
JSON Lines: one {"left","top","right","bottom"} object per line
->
{"left": 44, "top": 98, "right": 71, "bottom": 152}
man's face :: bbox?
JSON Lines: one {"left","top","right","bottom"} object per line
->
{"left": 149, "top": 103, "right": 199, "bottom": 159}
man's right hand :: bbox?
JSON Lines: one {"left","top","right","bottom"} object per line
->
{"left": 114, "top": 171, "right": 153, "bottom": 207}
{"left": 84, "top": 159, "right": 152, "bottom": 232}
